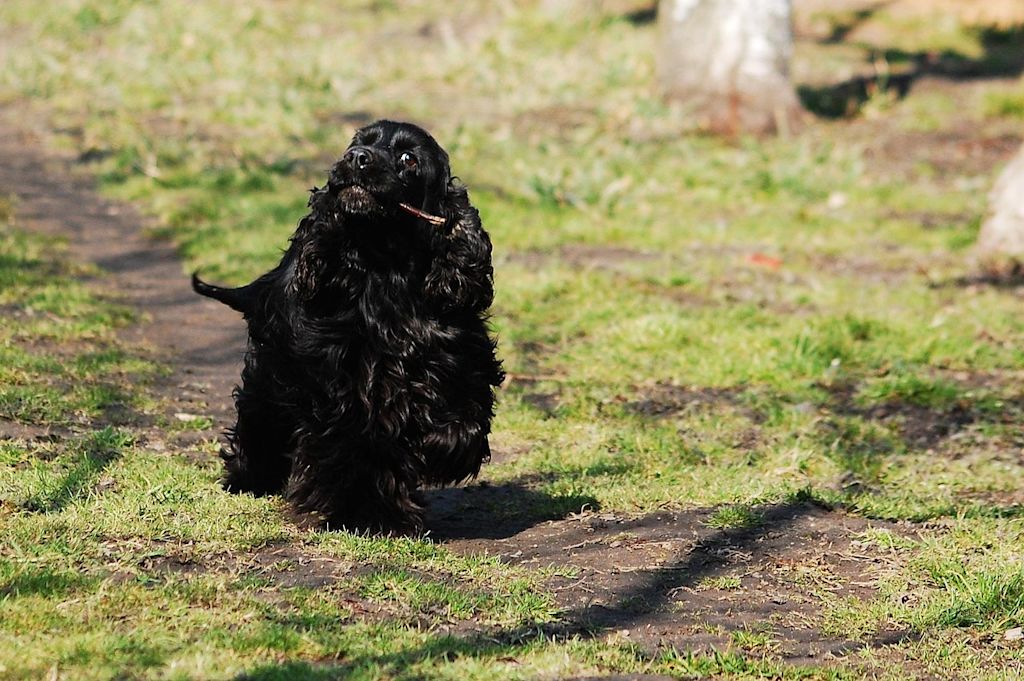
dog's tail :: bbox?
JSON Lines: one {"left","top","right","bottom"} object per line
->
{"left": 191, "top": 272, "right": 255, "bottom": 315}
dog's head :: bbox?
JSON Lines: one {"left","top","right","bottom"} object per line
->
{"left": 328, "top": 120, "right": 452, "bottom": 222}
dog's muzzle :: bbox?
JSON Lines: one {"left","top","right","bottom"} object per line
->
{"left": 336, "top": 185, "right": 382, "bottom": 215}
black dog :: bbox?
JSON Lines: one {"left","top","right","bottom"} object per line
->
{"left": 192, "top": 120, "right": 503, "bottom": 534}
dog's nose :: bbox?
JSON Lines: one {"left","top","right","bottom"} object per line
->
{"left": 344, "top": 146, "right": 373, "bottom": 170}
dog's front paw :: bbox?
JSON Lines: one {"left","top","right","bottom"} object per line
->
{"left": 307, "top": 486, "right": 426, "bottom": 537}
{"left": 220, "top": 447, "right": 283, "bottom": 497}
{"left": 220, "top": 448, "right": 253, "bottom": 494}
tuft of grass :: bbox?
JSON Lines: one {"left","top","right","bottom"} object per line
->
{"left": 856, "top": 370, "right": 963, "bottom": 410}
{"left": 921, "top": 565, "right": 1024, "bottom": 631}
{"left": 730, "top": 625, "right": 780, "bottom": 655}
{"left": 696, "top": 575, "right": 743, "bottom": 591}
{"left": 706, "top": 505, "right": 764, "bottom": 530}
{"left": 983, "top": 90, "right": 1024, "bottom": 119}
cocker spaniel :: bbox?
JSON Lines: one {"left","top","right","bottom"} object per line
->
{"left": 192, "top": 120, "right": 503, "bottom": 534}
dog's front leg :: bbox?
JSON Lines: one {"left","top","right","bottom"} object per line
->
{"left": 221, "top": 355, "right": 295, "bottom": 496}
{"left": 285, "top": 434, "right": 426, "bottom": 536}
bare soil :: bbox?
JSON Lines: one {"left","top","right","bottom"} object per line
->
{"left": 440, "top": 499, "right": 905, "bottom": 663}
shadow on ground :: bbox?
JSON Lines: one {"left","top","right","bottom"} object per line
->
{"left": 237, "top": 498, "right": 914, "bottom": 679}
{"left": 18, "top": 441, "right": 123, "bottom": 514}
{"left": 800, "top": 25, "right": 1024, "bottom": 118}
{"left": 425, "top": 477, "right": 599, "bottom": 540}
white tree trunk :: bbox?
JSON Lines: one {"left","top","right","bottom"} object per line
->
{"left": 658, "top": 0, "right": 803, "bottom": 135}
{"left": 976, "top": 144, "right": 1024, "bottom": 271}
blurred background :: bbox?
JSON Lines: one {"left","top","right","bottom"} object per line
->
{"left": 2, "top": 1, "right": 1023, "bottom": 274}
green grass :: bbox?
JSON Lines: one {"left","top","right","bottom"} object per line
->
{"left": 696, "top": 574, "right": 744, "bottom": 591}
{"left": 0, "top": 213, "right": 157, "bottom": 425}
{"left": 731, "top": 625, "right": 780, "bottom": 655}
{"left": 706, "top": 505, "right": 764, "bottom": 530}
{"left": 1, "top": 1, "right": 1023, "bottom": 679}
{"left": 983, "top": 90, "right": 1024, "bottom": 119}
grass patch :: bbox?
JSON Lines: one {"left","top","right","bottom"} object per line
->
{"left": 706, "top": 506, "right": 764, "bottom": 531}
{"left": 0, "top": 220, "right": 158, "bottom": 426}
{"left": 9, "top": 427, "right": 132, "bottom": 513}
{"left": 926, "top": 568, "right": 1024, "bottom": 630}
{"left": 983, "top": 90, "right": 1024, "bottom": 119}
{"left": 696, "top": 575, "right": 743, "bottom": 591}
{"left": 731, "top": 626, "right": 780, "bottom": 655}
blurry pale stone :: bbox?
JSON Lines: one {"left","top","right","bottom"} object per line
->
{"left": 976, "top": 145, "right": 1024, "bottom": 271}
{"left": 658, "top": 0, "right": 803, "bottom": 135}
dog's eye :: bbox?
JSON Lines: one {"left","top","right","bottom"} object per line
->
{"left": 399, "top": 152, "right": 418, "bottom": 169}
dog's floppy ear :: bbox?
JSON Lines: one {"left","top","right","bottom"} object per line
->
{"left": 423, "top": 176, "right": 493, "bottom": 312}
{"left": 422, "top": 145, "right": 452, "bottom": 216}
{"left": 437, "top": 176, "right": 473, "bottom": 229}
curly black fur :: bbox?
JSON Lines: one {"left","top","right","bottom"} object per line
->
{"left": 192, "top": 120, "right": 503, "bottom": 534}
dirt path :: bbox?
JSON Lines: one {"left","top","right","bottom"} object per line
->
{"left": 0, "top": 109, "right": 902, "bottom": 668}
{"left": 0, "top": 109, "right": 243, "bottom": 435}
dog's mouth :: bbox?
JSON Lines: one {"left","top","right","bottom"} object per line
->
{"left": 336, "top": 184, "right": 383, "bottom": 216}
{"left": 336, "top": 185, "right": 446, "bottom": 226}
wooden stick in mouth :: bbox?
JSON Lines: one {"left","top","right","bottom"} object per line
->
{"left": 398, "top": 202, "right": 446, "bottom": 226}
